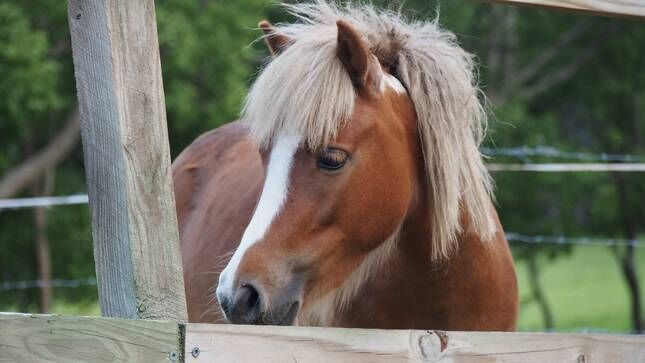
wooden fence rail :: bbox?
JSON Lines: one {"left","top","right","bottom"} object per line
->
{"left": 2, "top": 313, "right": 644, "bottom": 362}
{"left": 485, "top": 0, "right": 645, "bottom": 19}
{"left": 0, "top": 313, "right": 181, "bottom": 362}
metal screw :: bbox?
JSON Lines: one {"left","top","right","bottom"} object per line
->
{"left": 191, "top": 347, "right": 200, "bottom": 358}
{"left": 168, "top": 351, "right": 178, "bottom": 361}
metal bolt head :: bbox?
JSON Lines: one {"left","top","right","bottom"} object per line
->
{"left": 168, "top": 351, "right": 178, "bottom": 361}
{"left": 191, "top": 347, "right": 200, "bottom": 358}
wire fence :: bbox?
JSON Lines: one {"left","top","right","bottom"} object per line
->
{"left": 0, "top": 146, "right": 643, "bottom": 209}
{"left": 0, "top": 277, "right": 96, "bottom": 292}
{"left": 505, "top": 232, "right": 644, "bottom": 247}
{"left": 483, "top": 146, "right": 645, "bottom": 171}
{"left": 0, "top": 145, "right": 642, "bottom": 291}
{"left": 0, "top": 194, "right": 88, "bottom": 210}
{"left": 481, "top": 146, "right": 645, "bottom": 163}
{"left": 488, "top": 163, "right": 645, "bottom": 172}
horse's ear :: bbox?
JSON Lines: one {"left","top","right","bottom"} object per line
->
{"left": 259, "top": 20, "right": 292, "bottom": 57}
{"left": 336, "top": 20, "right": 380, "bottom": 93}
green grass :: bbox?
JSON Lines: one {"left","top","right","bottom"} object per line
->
{"left": 516, "top": 245, "right": 645, "bottom": 332}
{"left": 4, "top": 245, "right": 643, "bottom": 332}
{"left": 1, "top": 298, "right": 100, "bottom": 317}
{"left": 48, "top": 299, "right": 101, "bottom": 316}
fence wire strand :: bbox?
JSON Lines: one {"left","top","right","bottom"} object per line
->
{"left": 487, "top": 163, "right": 645, "bottom": 172}
{"left": 506, "top": 232, "right": 644, "bottom": 247}
{"left": 0, "top": 277, "right": 96, "bottom": 292}
{"left": 482, "top": 146, "right": 645, "bottom": 163}
{"left": 1, "top": 147, "right": 644, "bottom": 209}
{"left": 0, "top": 194, "right": 88, "bottom": 210}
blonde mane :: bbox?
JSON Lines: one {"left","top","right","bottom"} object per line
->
{"left": 242, "top": 1, "right": 495, "bottom": 260}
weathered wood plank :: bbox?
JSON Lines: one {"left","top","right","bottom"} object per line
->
{"left": 185, "top": 324, "right": 645, "bottom": 362}
{"left": 0, "top": 313, "right": 181, "bottom": 362}
{"left": 484, "top": 0, "right": 645, "bottom": 19}
{"left": 3, "top": 315, "right": 644, "bottom": 362}
{"left": 67, "top": 0, "right": 187, "bottom": 321}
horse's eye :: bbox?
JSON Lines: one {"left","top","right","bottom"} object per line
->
{"left": 317, "top": 148, "right": 348, "bottom": 171}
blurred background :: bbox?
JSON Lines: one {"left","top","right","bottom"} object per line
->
{"left": 0, "top": 0, "right": 643, "bottom": 333}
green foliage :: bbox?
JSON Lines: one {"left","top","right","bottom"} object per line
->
{"left": 0, "top": 3, "right": 62, "bottom": 171}
{"left": 0, "top": 3, "right": 61, "bottom": 121}
{"left": 156, "top": 0, "right": 270, "bottom": 155}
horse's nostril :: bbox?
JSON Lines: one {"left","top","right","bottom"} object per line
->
{"left": 219, "top": 295, "right": 233, "bottom": 316}
{"left": 239, "top": 284, "right": 260, "bottom": 310}
{"left": 231, "top": 284, "right": 261, "bottom": 323}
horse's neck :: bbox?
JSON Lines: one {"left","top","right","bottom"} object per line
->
{"left": 330, "top": 199, "right": 510, "bottom": 330}
{"left": 388, "top": 201, "right": 453, "bottom": 288}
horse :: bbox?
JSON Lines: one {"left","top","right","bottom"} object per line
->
{"left": 173, "top": 1, "right": 518, "bottom": 330}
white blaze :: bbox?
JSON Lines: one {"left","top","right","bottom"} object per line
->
{"left": 217, "top": 132, "right": 301, "bottom": 302}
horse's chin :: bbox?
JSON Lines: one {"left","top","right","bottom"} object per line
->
{"left": 274, "top": 300, "right": 300, "bottom": 326}
{"left": 225, "top": 300, "right": 300, "bottom": 326}
{"left": 257, "top": 300, "right": 299, "bottom": 326}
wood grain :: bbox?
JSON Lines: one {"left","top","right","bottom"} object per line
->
{"left": 485, "top": 0, "right": 645, "bottom": 19}
{"left": 0, "top": 313, "right": 181, "bottom": 362}
{"left": 185, "top": 324, "right": 645, "bottom": 362}
{"left": 2, "top": 315, "right": 644, "bottom": 362}
{"left": 67, "top": 0, "right": 187, "bottom": 321}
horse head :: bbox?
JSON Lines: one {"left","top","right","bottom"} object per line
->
{"left": 214, "top": 2, "right": 497, "bottom": 326}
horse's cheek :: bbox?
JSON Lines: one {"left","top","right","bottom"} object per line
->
{"left": 344, "top": 171, "right": 409, "bottom": 247}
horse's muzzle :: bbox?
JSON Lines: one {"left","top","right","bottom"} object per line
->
{"left": 222, "top": 283, "right": 299, "bottom": 326}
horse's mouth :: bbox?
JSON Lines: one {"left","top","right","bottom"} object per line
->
{"left": 278, "top": 301, "right": 300, "bottom": 325}
{"left": 259, "top": 300, "right": 300, "bottom": 326}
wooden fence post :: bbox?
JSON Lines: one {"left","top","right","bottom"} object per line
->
{"left": 67, "top": 0, "right": 187, "bottom": 321}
